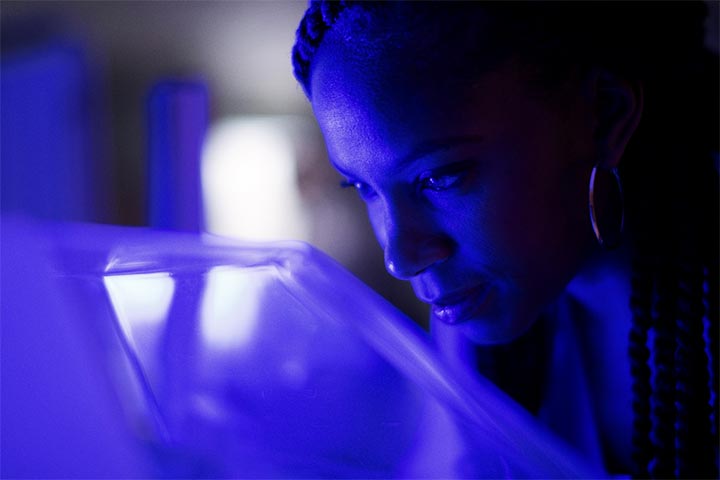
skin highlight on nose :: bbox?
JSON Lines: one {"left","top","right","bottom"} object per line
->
{"left": 383, "top": 230, "right": 453, "bottom": 280}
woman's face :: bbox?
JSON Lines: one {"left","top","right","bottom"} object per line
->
{"left": 310, "top": 29, "right": 599, "bottom": 344}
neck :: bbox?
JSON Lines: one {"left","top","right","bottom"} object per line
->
{"left": 562, "top": 241, "right": 635, "bottom": 473}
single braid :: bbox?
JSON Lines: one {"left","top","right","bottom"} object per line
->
{"left": 706, "top": 261, "right": 719, "bottom": 470}
{"left": 674, "top": 259, "right": 713, "bottom": 477}
{"left": 649, "top": 263, "right": 678, "bottom": 478}
{"left": 629, "top": 257, "right": 655, "bottom": 478}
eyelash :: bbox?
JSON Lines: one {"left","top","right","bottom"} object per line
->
{"left": 340, "top": 180, "right": 377, "bottom": 200}
{"left": 417, "top": 171, "right": 464, "bottom": 192}
{"left": 340, "top": 161, "right": 473, "bottom": 199}
{"left": 417, "top": 160, "right": 474, "bottom": 193}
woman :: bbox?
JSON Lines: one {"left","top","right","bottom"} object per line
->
{"left": 292, "top": 2, "right": 718, "bottom": 478}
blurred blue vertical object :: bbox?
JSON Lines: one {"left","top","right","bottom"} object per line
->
{"left": 1, "top": 38, "right": 104, "bottom": 221}
{"left": 147, "top": 80, "right": 208, "bottom": 232}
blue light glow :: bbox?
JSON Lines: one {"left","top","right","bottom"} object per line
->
{"left": 1, "top": 218, "right": 602, "bottom": 478}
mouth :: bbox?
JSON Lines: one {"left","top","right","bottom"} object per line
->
{"left": 427, "top": 285, "right": 492, "bottom": 325}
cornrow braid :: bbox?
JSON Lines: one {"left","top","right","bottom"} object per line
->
{"left": 292, "top": 0, "right": 350, "bottom": 98}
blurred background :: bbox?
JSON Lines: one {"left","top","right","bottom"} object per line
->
{"left": 1, "top": 1, "right": 718, "bottom": 328}
{"left": 0, "top": 0, "right": 429, "bottom": 326}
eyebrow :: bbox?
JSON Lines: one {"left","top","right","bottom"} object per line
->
{"left": 398, "top": 135, "right": 484, "bottom": 168}
{"left": 331, "top": 135, "right": 484, "bottom": 176}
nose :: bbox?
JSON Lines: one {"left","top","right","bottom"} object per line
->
{"left": 381, "top": 206, "right": 454, "bottom": 280}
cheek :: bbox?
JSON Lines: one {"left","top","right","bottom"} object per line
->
{"left": 519, "top": 185, "right": 588, "bottom": 297}
{"left": 474, "top": 138, "right": 592, "bottom": 304}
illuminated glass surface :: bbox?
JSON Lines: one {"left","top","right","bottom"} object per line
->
{"left": 1, "top": 218, "right": 601, "bottom": 478}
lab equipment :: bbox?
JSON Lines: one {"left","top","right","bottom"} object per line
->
{"left": 1, "top": 217, "right": 600, "bottom": 478}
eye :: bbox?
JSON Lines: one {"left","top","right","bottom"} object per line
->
{"left": 340, "top": 179, "right": 377, "bottom": 201}
{"left": 418, "top": 172, "right": 463, "bottom": 191}
{"left": 417, "top": 160, "right": 474, "bottom": 193}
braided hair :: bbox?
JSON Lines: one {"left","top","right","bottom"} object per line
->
{"left": 292, "top": 2, "right": 719, "bottom": 478}
{"left": 292, "top": 0, "right": 349, "bottom": 99}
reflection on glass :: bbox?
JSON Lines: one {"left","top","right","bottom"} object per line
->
{"left": 104, "top": 272, "right": 175, "bottom": 348}
{"left": 200, "top": 266, "right": 267, "bottom": 350}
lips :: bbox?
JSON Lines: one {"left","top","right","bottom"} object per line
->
{"left": 427, "top": 285, "right": 492, "bottom": 325}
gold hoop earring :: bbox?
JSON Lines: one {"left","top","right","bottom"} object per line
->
{"left": 588, "top": 164, "right": 624, "bottom": 249}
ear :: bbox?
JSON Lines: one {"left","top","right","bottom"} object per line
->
{"left": 588, "top": 68, "right": 644, "bottom": 169}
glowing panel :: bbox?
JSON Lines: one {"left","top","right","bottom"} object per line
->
{"left": 202, "top": 117, "right": 309, "bottom": 241}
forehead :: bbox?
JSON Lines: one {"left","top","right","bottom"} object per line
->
{"left": 306, "top": 4, "right": 555, "bottom": 166}
{"left": 317, "top": 4, "right": 505, "bottom": 87}
{"left": 309, "top": 29, "right": 533, "bottom": 174}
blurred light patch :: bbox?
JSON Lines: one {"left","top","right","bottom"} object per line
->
{"left": 200, "top": 266, "right": 268, "bottom": 350}
{"left": 202, "top": 117, "right": 309, "bottom": 241}
{"left": 104, "top": 272, "right": 175, "bottom": 345}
